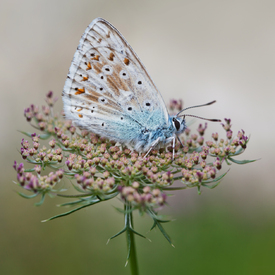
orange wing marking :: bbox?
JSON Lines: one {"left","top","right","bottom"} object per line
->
{"left": 75, "top": 88, "right": 85, "bottom": 95}
{"left": 124, "top": 58, "right": 130, "bottom": 65}
{"left": 85, "top": 62, "right": 92, "bottom": 70}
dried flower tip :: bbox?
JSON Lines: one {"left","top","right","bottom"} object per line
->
{"left": 34, "top": 165, "right": 41, "bottom": 174}
{"left": 213, "top": 158, "right": 222, "bottom": 170}
{"left": 197, "top": 123, "right": 207, "bottom": 136}
{"left": 46, "top": 91, "right": 53, "bottom": 98}
{"left": 226, "top": 130, "right": 233, "bottom": 139}
{"left": 212, "top": 132, "right": 219, "bottom": 141}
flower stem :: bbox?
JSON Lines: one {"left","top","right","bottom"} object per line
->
{"left": 125, "top": 204, "right": 139, "bottom": 275}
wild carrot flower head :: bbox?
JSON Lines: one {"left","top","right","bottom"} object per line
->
{"left": 13, "top": 93, "right": 254, "bottom": 242}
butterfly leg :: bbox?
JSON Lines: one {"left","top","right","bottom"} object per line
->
{"left": 144, "top": 137, "right": 161, "bottom": 159}
{"left": 172, "top": 136, "right": 176, "bottom": 160}
{"left": 161, "top": 136, "right": 175, "bottom": 160}
{"left": 177, "top": 135, "right": 184, "bottom": 148}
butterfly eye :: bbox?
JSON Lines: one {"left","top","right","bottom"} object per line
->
{"left": 102, "top": 65, "right": 113, "bottom": 75}
{"left": 119, "top": 70, "right": 129, "bottom": 79}
{"left": 172, "top": 118, "right": 181, "bottom": 131}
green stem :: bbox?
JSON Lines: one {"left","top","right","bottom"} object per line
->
{"left": 125, "top": 204, "right": 139, "bottom": 275}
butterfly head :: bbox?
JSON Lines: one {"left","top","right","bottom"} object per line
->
{"left": 171, "top": 116, "right": 186, "bottom": 135}
{"left": 171, "top": 100, "right": 221, "bottom": 136}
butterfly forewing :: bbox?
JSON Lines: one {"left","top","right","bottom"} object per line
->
{"left": 63, "top": 18, "right": 169, "bottom": 145}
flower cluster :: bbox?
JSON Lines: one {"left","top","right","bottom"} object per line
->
{"left": 13, "top": 161, "right": 64, "bottom": 193}
{"left": 13, "top": 92, "right": 253, "bottom": 242}
{"left": 20, "top": 133, "right": 63, "bottom": 164}
{"left": 119, "top": 183, "right": 167, "bottom": 209}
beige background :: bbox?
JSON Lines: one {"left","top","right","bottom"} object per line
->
{"left": 1, "top": 0, "right": 274, "bottom": 274}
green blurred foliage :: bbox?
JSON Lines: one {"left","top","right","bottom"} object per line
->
{"left": 1, "top": 185, "right": 275, "bottom": 275}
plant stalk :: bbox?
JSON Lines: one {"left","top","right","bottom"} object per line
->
{"left": 125, "top": 204, "right": 139, "bottom": 275}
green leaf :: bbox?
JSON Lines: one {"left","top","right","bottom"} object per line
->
{"left": 25, "top": 158, "right": 41, "bottom": 164}
{"left": 232, "top": 147, "right": 245, "bottom": 156}
{"left": 148, "top": 209, "right": 174, "bottom": 246}
{"left": 57, "top": 199, "right": 87, "bottom": 207}
{"left": 148, "top": 210, "right": 172, "bottom": 223}
{"left": 46, "top": 161, "right": 59, "bottom": 165}
{"left": 70, "top": 181, "right": 89, "bottom": 193}
{"left": 38, "top": 133, "right": 52, "bottom": 140}
{"left": 225, "top": 158, "right": 232, "bottom": 165}
{"left": 109, "top": 227, "right": 126, "bottom": 240}
{"left": 151, "top": 219, "right": 174, "bottom": 247}
{"left": 202, "top": 180, "right": 221, "bottom": 189}
{"left": 202, "top": 170, "right": 229, "bottom": 184}
{"left": 113, "top": 206, "right": 136, "bottom": 214}
{"left": 18, "top": 131, "right": 52, "bottom": 140}
{"left": 49, "top": 164, "right": 64, "bottom": 169}
{"left": 162, "top": 186, "right": 188, "bottom": 191}
{"left": 56, "top": 142, "right": 74, "bottom": 151}
{"left": 228, "top": 157, "right": 258, "bottom": 165}
{"left": 24, "top": 168, "right": 35, "bottom": 172}
{"left": 197, "top": 185, "right": 201, "bottom": 195}
{"left": 130, "top": 228, "right": 148, "bottom": 240}
{"left": 18, "top": 130, "right": 34, "bottom": 137}
{"left": 35, "top": 193, "right": 45, "bottom": 206}
{"left": 41, "top": 200, "right": 100, "bottom": 222}
{"left": 17, "top": 192, "right": 39, "bottom": 199}
{"left": 57, "top": 193, "right": 95, "bottom": 198}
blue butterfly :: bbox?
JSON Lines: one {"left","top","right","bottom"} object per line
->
{"left": 62, "top": 18, "right": 220, "bottom": 158}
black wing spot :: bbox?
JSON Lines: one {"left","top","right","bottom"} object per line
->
{"left": 128, "top": 107, "right": 132, "bottom": 111}
{"left": 146, "top": 102, "right": 151, "bottom": 106}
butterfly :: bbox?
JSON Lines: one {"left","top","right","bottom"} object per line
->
{"left": 62, "top": 18, "right": 220, "bottom": 158}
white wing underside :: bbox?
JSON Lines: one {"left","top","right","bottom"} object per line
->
{"left": 62, "top": 18, "right": 169, "bottom": 144}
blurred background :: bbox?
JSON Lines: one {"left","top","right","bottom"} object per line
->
{"left": 1, "top": 0, "right": 274, "bottom": 274}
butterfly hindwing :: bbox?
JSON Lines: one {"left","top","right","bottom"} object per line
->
{"left": 62, "top": 18, "right": 169, "bottom": 145}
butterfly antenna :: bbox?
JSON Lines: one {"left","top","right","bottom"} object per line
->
{"left": 178, "top": 114, "right": 221, "bottom": 122}
{"left": 176, "top": 100, "right": 217, "bottom": 117}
